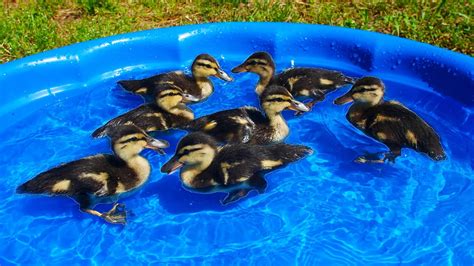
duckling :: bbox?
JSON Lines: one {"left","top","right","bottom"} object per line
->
{"left": 183, "top": 85, "right": 309, "bottom": 144}
{"left": 232, "top": 51, "right": 354, "bottom": 110}
{"left": 92, "top": 85, "right": 200, "bottom": 138}
{"left": 334, "top": 76, "right": 446, "bottom": 163}
{"left": 118, "top": 54, "right": 233, "bottom": 101}
{"left": 161, "top": 132, "right": 312, "bottom": 204}
{"left": 17, "top": 124, "right": 169, "bottom": 224}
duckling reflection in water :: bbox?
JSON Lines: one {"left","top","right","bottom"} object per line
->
{"left": 161, "top": 132, "right": 312, "bottom": 204}
{"left": 118, "top": 54, "right": 233, "bottom": 101}
{"left": 232, "top": 51, "right": 354, "bottom": 111}
{"left": 17, "top": 125, "right": 168, "bottom": 224}
{"left": 183, "top": 85, "right": 309, "bottom": 144}
{"left": 334, "top": 76, "right": 446, "bottom": 163}
{"left": 92, "top": 85, "right": 199, "bottom": 138}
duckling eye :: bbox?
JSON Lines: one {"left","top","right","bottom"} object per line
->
{"left": 356, "top": 88, "right": 377, "bottom": 92}
{"left": 120, "top": 137, "right": 144, "bottom": 144}
{"left": 247, "top": 60, "right": 266, "bottom": 66}
{"left": 196, "top": 62, "right": 214, "bottom": 69}
{"left": 178, "top": 147, "right": 201, "bottom": 157}
{"left": 179, "top": 150, "right": 190, "bottom": 157}
{"left": 160, "top": 92, "right": 181, "bottom": 98}
{"left": 265, "top": 97, "right": 289, "bottom": 103}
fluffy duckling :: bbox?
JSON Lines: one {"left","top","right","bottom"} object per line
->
{"left": 17, "top": 124, "right": 169, "bottom": 224}
{"left": 232, "top": 51, "right": 354, "bottom": 110}
{"left": 334, "top": 76, "right": 446, "bottom": 163}
{"left": 92, "top": 85, "right": 199, "bottom": 138}
{"left": 183, "top": 85, "right": 309, "bottom": 144}
{"left": 161, "top": 132, "right": 312, "bottom": 204}
{"left": 118, "top": 54, "right": 233, "bottom": 101}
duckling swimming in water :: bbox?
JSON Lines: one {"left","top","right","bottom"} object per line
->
{"left": 17, "top": 124, "right": 169, "bottom": 224}
{"left": 232, "top": 51, "right": 354, "bottom": 110}
{"left": 161, "top": 132, "right": 312, "bottom": 204}
{"left": 92, "top": 85, "right": 199, "bottom": 138}
{"left": 183, "top": 85, "right": 309, "bottom": 144}
{"left": 334, "top": 76, "right": 446, "bottom": 163}
{"left": 118, "top": 54, "right": 233, "bottom": 101}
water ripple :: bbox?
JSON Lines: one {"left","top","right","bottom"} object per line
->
{"left": 0, "top": 62, "right": 472, "bottom": 265}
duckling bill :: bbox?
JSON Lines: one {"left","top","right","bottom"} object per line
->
{"left": 17, "top": 125, "right": 169, "bottom": 224}
{"left": 92, "top": 85, "right": 199, "bottom": 138}
{"left": 183, "top": 85, "right": 309, "bottom": 144}
{"left": 118, "top": 54, "right": 233, "bottom": 101}
{"left": 334, "top": 76, "right": 446, "bottom": 163}
{"left": 161, "top": 132, "right": 312, "bottom": 204}
{"left": 232, "top": 51, "right": 354, "bottom": 111}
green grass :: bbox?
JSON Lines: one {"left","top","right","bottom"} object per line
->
{"left": 0, "top": 0, "right": 472, "bottom": 63}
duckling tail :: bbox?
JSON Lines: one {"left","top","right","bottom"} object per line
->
{"left": 91, "top": 124, "right": 109, "bottom": 138}
{"left": 117, "top": 80, "right": 147, "bottom": 94}
{"left": 16, "top": 179, "right": 46, "bottom": 194}
{"left": 344, "top": 76, "right": 356, "bottom": 84}
{"left": 180, "top": 117, "right": 209, "bottom": 131}
{"left": 16, "top": 182, "right": 32, "bottom": 194}
{"left": 17, "top": 172, "right": 74, "bottom": 195}
{"left": 263, "top": 144, "right": 313, "bottom": 168}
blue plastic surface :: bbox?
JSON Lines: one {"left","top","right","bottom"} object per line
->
{"left": 0, "top": 23, "right": 473, "bottom": 265}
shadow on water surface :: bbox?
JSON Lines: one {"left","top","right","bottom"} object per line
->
{"left": 141, "top": 175, "right": 234, "bottom": 214}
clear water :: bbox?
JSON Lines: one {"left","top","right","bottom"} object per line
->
{"left": 0, "top": 59, "right": 473, "bottom": 265}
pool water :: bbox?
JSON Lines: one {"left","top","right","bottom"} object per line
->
{"left": 0, "top": 58, "right": 472, "bottom": 265}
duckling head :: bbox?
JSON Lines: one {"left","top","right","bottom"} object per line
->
{"left": 260, "top": 85, "right": 309, "bottom": 115}
{"left": 232, "top": 51, "right": 276, "bottom": 79}
{"left": 109, "top": 124, "right": 169, "bottom": 159}
{"left": 161, "top": 132, "right": 218, "bottom": 174}
{"left": 334, "top": 77, "right": 385, "bottom": 106}
{"left": 191, "top": 54, "right": 233, "bottom": 81}
{"left": 155, "top": 85, "right": 200, "bottom": 111}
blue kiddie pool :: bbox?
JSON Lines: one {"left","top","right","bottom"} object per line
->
{"left": 0, "top": 23, "right": 473, "bottom": 264}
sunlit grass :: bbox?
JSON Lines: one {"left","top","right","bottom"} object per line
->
{"left": 0, "top": 0, "right": 472, "bottom": 63}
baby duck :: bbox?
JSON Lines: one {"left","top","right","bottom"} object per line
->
{"left": 118, "top": 54, "right": 233, "bottom": 101}
{"left": 161, "top": 132, "right": 312, "bottom": 204}
{"left": 334, "top": 76, "right": 446, "bottom": 163}
{"left": 17, "top": 124, "right": 169, "bottom": 224}
{"left": 92, "top": 85, "right": 199, "bottom": 138}
{"left": 183, "top": 85, "right": 309, "bottom": 144}
{"left": 232, "top": 51, "right": 354, "bottom": 110}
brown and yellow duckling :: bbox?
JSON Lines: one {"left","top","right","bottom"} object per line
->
{"left": 161, "top": 132, "right": 312, "bottom": 204}
{"left": 17, "top": 124, "right": 169, "bottom": 224}
{"left": 334, "top": 76, "right": 446, "bottom": 163}
{"left": 118, "top": 54, "right": 233, "bottom": 101}
{"left": 183, "top": 85, "right": 309, "bottom": 144}
{"left": 232, "top": 51, "right": 354, "bottom": 110}
{"left": 92, "top": 85, "right": 199, "bottom": 138}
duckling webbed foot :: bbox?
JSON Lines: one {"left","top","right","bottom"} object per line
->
{"left": 355, "top": 153, "right": 385, "bottom": 164}
{"left": 355, "top": 151, "right": 400, "bottom": 164}
{"left": 221, "top": 189, "right": 251, "bottom": 205}
{"left": 248, "top": 174, "right": 267, "bottom": 194}
{"left": 101, "top": 203, "right": 127, "bottom": 224}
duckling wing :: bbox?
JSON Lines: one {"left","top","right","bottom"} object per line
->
{"left": 242, "top": 106, "right": 267, "bottom": 125}
{"left": 276, "top": 68, "right": 353, "bottom": 95}
{"left": 16, "top": 155, "right": 135, "bottom": 197}
{"left": 215, "top": 145, "right": 267, "bottom": 185}
{"left": 365, "top": 102, "right": 441, "bottom": 151}
{"left": 92, "top": 104, "right": 168, "bottom": 137}
{"left": 154, "top": 72, "right": 199, "bottom": 96}
{"left": 118, "top": 73, "right": 167, "bottom": 95}
{"left": 118, "top": 72, "right": 189, "bottom": 96}
{"left": 215, "top": 143, "right": 312, "bottom": 185}
{"left": 183, "top": 107, "right": 260, "bottom": 143}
